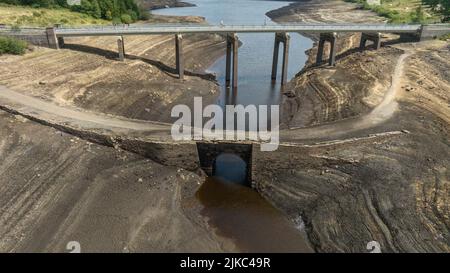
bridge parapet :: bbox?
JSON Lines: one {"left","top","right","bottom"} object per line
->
{"left": 420, "top": 24, "right": 450, "bottom": 40}
{"left": 52, "top": 23, "right": 424, "bottom": 37}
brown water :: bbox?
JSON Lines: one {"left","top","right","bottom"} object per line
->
{"left": 197, "top": 177, "right": 313, "bottom": 252}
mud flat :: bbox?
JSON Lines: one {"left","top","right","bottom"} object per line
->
{"left": 138, "top": 0, "right": 194, "bottom": 10}
{"left": 0, "top": 110, "right": 244, "bottom": 252}
{"left": 257, "top": 0, "right": 450, "bottom": 252}
{"left": 0, "top": 9, "right": 236, "bottom": 252}
{"left": 0, "top": 0, "right": 448, "bottom": 253}
{"left": 0, "top": 15, "right": 225, "bottom": 124}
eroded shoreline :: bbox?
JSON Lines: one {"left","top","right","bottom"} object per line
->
{"left": 0, "top": 0, "right": 448, "bottom": 253}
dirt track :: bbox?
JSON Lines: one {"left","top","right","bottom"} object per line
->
{"left": 262, "top": 0, "right": 450, "bottom": 252}
{"left": 0, "top": 0, "right": 448, "bottom": 253}
{"left": 0, "top": 12, "right": 239, "bottom": 253}
{"left": 0, "top": 15, "right": 225, "bottom": 124}
{"left": 0, "top": 109, "right": 239, "bottom": 252}
{"left": 281, "top": 49, "right": 411, "bottom": 141}
{"left": 0, "top": 48, "right": 411, "bottom": 143}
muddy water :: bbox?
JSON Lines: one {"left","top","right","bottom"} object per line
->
{"left": 197, "top": 177, "right": 312, "bottom": 252}
{"left": 154, "top": 0, "right": 313, "bottom": 252}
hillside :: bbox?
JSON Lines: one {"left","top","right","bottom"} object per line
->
{"left": 0, "top": 4, "right": 109, "bottom": 26}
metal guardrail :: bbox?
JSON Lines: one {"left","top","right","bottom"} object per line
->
{"left": 0, "top": 27, "right": 46, "bottom": 35}
{"left": 52, "top": 23, "right": 425, "bottom": 37}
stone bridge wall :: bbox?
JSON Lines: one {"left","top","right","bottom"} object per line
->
{"left": 421, "top": 24, "right": 450, "bottom": 40}
{"left": 0, "top": 28, "right": 50, "bottom": 47}
{"left": 196, "top": 142, "right": 253, "bottom": 183}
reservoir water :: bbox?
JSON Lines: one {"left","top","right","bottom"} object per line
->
{"left": 152, "top": 0, "right": 313, "bottom": 107}
{"left": 153, "top": 0, "right": 313, "bottom": 252}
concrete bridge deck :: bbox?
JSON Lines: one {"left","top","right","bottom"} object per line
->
{"left": 2, "top": 23, "right": 449, "bottom": 86}
{"left": 53, "top": 23, "right": 423, "bottom": 36}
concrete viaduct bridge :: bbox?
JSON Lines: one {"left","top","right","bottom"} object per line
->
{"left": 44, "top": 23, "right": 449, "bottom": 88}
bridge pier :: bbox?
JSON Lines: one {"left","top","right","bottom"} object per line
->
{"left": 316, "top": 32, "right": 337, "bottom": 66}
{"left": 359, "top": 32, "right": 381, "bottom": 50}
{"left": 45, "top": 27, "right": 59, "bottom": 49}
{"left": 57, "top": 37, "right": 65, "bottom": 48}
{"left": 271, "top": 32, "right": 290, "bottom": 85}
{"left": 54, "top": 24, "right": 64, "bottom": 48}
{"left": 117, "top": 36, "right": 125, "bottom": 61}
{"left": 175, "top": 34, "right": 184, "bottom": 80}
{"left": 399, "top": 32, "right": 422, "bottom": 42}
{"left": 225, "top": 33, "right": 239, "bottom": 89}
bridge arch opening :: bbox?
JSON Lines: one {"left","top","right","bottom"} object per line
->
{"left": 196, "top": 142, "right": 252, "bottom": 187}
{"left": 212, "top": 153, "right": 248, "bottom": 186}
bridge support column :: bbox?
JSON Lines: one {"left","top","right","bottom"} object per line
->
{"left": 316, "top": 32, "right": 337, "bottom": 66}
{"left": 225, "top": 33, "right": 238, "bottom": 89}
{"left": 45, "top": 27, "right": 59, "bottom": 49}
{"left": 54, "top": 24, "right": 64, "bottom": 48}
{"left": 117, "top": 36, "right": 125, "bottom": 61}
{"left": 359, "top": 32, "right": 381, "bottom": 50}
{"left": 271, "top": 32, "right": 290, "bottom": 85}
{"left": 399, "top": 32, "right": 421, "bottom": 42}
{"left": 175, "top": 34, "right": 184, "bottom": 80}
{"left": 57, "top": 37, "right": 65, "bottom": 48}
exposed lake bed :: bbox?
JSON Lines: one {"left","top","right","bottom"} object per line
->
{"left": 0, "top": 0, "right": 448, "bottom": 253}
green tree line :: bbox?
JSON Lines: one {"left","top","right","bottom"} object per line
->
{"left": 345, "top": 0, "right": 449, "bottom": 22}
{"left": 0, "top": 0, "right": 68, "bottom": 8}
{"left": 0, "top": 0, "right": 149, "bottom": 23}
{"left": 421, "top": 0, "right": 450, "bottom": 21}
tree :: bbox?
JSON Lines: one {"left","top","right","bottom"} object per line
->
{"left": 1, "top": 0, "right": 144, "bottom": 23}
{"left": 90, "top": 0, "right": 102, "bottom": 19}
{"left": 413, "top": 5, "right": 426, "bottom": 22}
{"left": 120, "top": 13, "right": 132, "bottom": 24}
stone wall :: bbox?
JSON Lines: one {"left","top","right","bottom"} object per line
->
{"left": 196, "top": 142, "right": 253, "bottom": 183}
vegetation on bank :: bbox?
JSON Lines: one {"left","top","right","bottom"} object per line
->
{"left": 0, "top": 36, "right": 27, "bottom": 55}
{"left": 344, "top": 0, "right": 449, "bottom": 23}
{"left": 439, "top": 32, "right": 450, "bottom": 39}
{"left": 70, "top": 0, "right": 150, "bottom": 23}
{"left": 0, "top": 0, "right": 150, "bottom": 25}
{"left": 0, "top": 4, "right": 109, "bottom": 26}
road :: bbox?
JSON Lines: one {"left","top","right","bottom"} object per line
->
{"left": 52, "top": 24, "right": 422, "bottom": 37}
{"left": 0, "top": 49, "right": 410, "bottom": 144}
{"left": 280, "top": 50, "right": 411, "bottom": 141}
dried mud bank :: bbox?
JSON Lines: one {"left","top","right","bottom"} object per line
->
{"left": 0, "top": 11, "right": 238, "bottom": 252}
{"left": 254, "top": 99, "right": 450, "bottom": 252}
{"left": 0, "top": 16, "right": 226, "bottom": 124}
{"left": 268, "top": 0, "right": 390, "bottom": 127}
{"left": 255, "top": 0, "right": 450, "bottom": 252}
{"left": 0, "top": 110, "right": 242, "bottom": 252}
{"left": 282, "top": 47, "right": 404, "bottom": 128}
{"left": 267, "top": 0, "right": 386, "bottom": 62}
{"left": 138, "top": 0, "right": 194, "bottom": 10}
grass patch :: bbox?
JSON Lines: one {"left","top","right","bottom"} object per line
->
{"left": 439, "top": 32, "right": 450, "bottom": 40}
{"left": 0, "top": 4, "right": 109, "bottom": 27}
{"left": 0, "top": 36, "right": 27, "bottom": 55}
{"left": 344, "top": 0, "right": 442, "bottom": 23}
